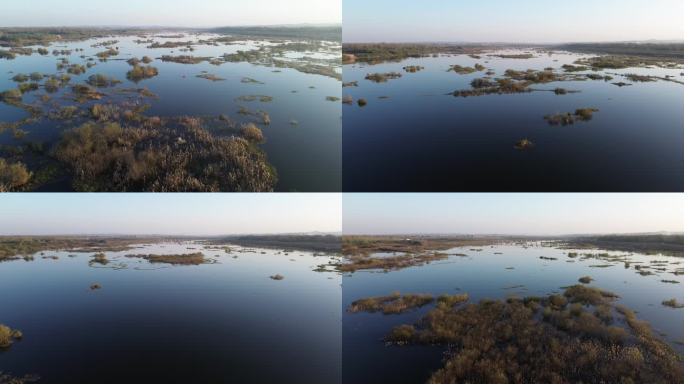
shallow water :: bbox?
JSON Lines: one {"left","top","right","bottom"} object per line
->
{"left": 342, "top": 49, "right": 684, "bottom": 192}
{"left": 0, "top": 33, "right": 342, "bottom": 191}
{"left": 342, "top": 243, "right": 684, "bottom": 383}
{"left": 0, "top": 241, "right": 341, "bottom": 383}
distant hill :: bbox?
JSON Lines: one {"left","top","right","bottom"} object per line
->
{"left": 209, "top": 25, "right": 341, "bottom": 42}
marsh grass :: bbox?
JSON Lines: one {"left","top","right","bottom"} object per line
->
{"left": 662, "top": 298, "right": 684, "bottom": 308}
{"left": 0, "top": 324, "right": 23, "bottom": 349}
{"left": 126, "top": 252, "right": 207, "bottom": 265}
{"left": 0, "top": 158, "right": 31, "bottom": 192}
{"left": 383, "top": 286, "right": 684, "bottom": 383}
{"left": 126, "top": 65, "right": 159, "bottom": 82}
{"left": 365, "top": 72, "right": 402, "bottom": 83}
{"left": 348, "top": 292, "right": 435, "bottom": 314}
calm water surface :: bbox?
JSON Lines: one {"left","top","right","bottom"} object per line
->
{"left": 0, "top": 34, "right": 341, "bottom": 191}
{"left": 343, "top": 50, "right": 684, "bottom": 191}
{"left": 0, "top": 241, "right": 341, "bottom": 383}
{"left": 343, "top": 243, "right": 684, "bottom": 383}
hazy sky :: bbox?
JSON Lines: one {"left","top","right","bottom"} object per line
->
{"left": 344, "top": 0, "right": 684, "bottom": 43}
{"left": 343, "top": 194, "right": 684, "bottom": 236}
{"left": 0, "top": 194, "right": 341, "bottom": 236}
{"left": 0, "top": 0, "right": 341, "bottom": 27}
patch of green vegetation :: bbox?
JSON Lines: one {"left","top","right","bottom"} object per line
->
{"left": 126, "top": 65, "right": 159, "bottom": 82}
{"left": 662, "top": 280, "right": 680, "bottom": 284}
{"left": 0, "top": 158, "right": 31, "bottom": 192}
{"left": 562, "top": 64, "right": 589, "bottom": 72}
{"left": 357, "top": 98, "right": 367, "bottom": 107}
{"left": 383, "top": 286, "right": 684, "bottom": 383}
{"left": 325, "top": 96, "right": 340, "bottom": 102}
{"left": 270, "top": 274, "right": 284, "bottom": 280}
{"left": 624, "top": 73, "right": 657, "bottom": 82}
{"left": 348, "top": 292, "right": 435, "bottom": 314}
{"left": 554, "top": 87, "right": 568, "bottom": 95}
{"left": 147, "top": 41, "right": 194, "bottom": 49}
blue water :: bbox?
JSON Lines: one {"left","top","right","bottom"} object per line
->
{"left": 0, "top": 241, "right": 342, "bottom": 383}
{"left": 343, "top": 243, "right": 684, "bottom": 383}
{"left": 342, "top": 50, "right": 684, "bottom": 192}
{"left": 0, "top": 34, "right": 341, "bottom": 191}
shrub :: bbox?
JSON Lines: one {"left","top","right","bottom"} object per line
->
{"left": 0, "top": 158, "right": 31, "bottom": 192}
{"left": 126, "top": 65, "right": 159, "bottom": 82}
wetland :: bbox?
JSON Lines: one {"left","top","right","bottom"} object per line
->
{"left": 0, "top": 26, "right": 342, "bottom": 191}
{"left": 0, "top": 235, "right": 342, "bottom": 383}
{"left": 342, "top": 43, "right": 684, "bottom": 191}
{"left": 342, "top": 234, "right": 684, "bottom": 383}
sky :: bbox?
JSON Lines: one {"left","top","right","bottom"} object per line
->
{"left": 343, "top": 194, "right": 684, "bottom": 236}
{"left": 344, "top": 0, "right": 684, "bottom": 43}
{"left": 0, "top": 0, "right": 341, "bottom": 28}
{"left": 0, "top": 194, "right": 341, "bottom": 236}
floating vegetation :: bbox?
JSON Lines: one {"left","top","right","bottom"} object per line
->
{"left": 270, "top": 274, "right": 284, "bottom": 280}
{"left": 339, "top": 252, "right": 449, "bottom": 273}
{"left": 403, "top": 65, "right": 424, "bottom": 73}
{"left": 624, "top": 73, "right": 657, "bottom": 82}
{"left": 325, "top": 96, "right": 340, "bottom": 102}
{"left": 90, "top": 252, "right": 109, "bottom": 265}
{"left": 86, "top": 74, "right": 121, "bottom": 88}
{"left": 90, "top": 283, "right": 102, "bottom": 290}
{"left": 342, "top": 81, "right": 358, "bottom": 87}
{"left": 0, "top": 158, "right": 32, "bottom": 192}
{"left": 11, "top": 74, "right": 29, "bottom": 83}
{"left": 544, "top": 108, "right": 599, "bottom": 125}
{"left": 147, "top": 41, "right": 194, "bottom": 49}
{"left": 491, "top": 53, "right": 535, "bottom": 59}
{"left": 357, "top": 98, "right": 367, "bottom": 107}
{"left": 365, "top": 72, "right": 402, "bottom": 83}
{"left": 348, "top": 292, "right": 435, "bottom": 314}
{"left": 342, "top": 95, "right": 353, "bottom": 104}
{"left": 196, "top": 73, "right": 225, "bottom": 82}
{"left": 95, "top": 48, "right": 119, "bottom": 60}
{"left": 662, "top": 298, "right": 684, "bottom": 309}
{"left": 66, "top": 64, "right": 86, "bottom": 75}
{"left": 554, "top": 87, "right": 568, "bottom": 95}
{"left": 71, "top": 84, "right": 104, "bottom": 102}
{"left": 0, "top": 50, "right": 16, "bottom": 60}
{"left": 578, "top": 276, "right": 594, "bottom": 284}
{"left": 0, "top": 89, "right": 23, "bottom": 103}
{"left": 0, "top": 324, "right": 23, "bottom": 349}
{"left": 514, "top": 138, "right": 534, "bottom": 150}
{"left": 126, "top": 65, "right": 159, "bottom": 82}
{"left": 235, "top": 95, "right": 273, "bottom": 103}
{"left": 161, "top": 55, "right": 208, "bottom": 64}
{"left": 453, "top": 78, "right": 532, "bottom": 97}
{"left": 241, "top": 77, "right": 264, "bottom": 84}
{"left": 125, "top": 252, "right": 207, "bottom": 265}
{"left": 662, "top": 280, "right": 680, "bottom": 284}
{"left": 562, "top": 64, "right": 589, "bottom": 72}
{"left": 448, "top": 65, "right": 478, "bottom": 74}
{"left": 382, "top": 286, "right": 683, "bottom": 383}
